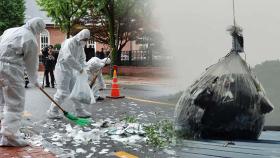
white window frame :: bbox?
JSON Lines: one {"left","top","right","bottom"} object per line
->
{"left": 87, "top": 40, "right": 95, "bottom": 48}
{"left": 40, "top": 29, "right": 50, "bottom": 50}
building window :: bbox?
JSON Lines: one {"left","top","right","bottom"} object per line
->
{"left": 40, "top": 29, "right": 50, "bottom": 50}
{"left": 87, "top": 40, "right": 95, "bottom": 49}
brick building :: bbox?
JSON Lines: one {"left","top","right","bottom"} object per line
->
{"left": 24, "top": 0, "right": 139, "bottom": 54}
{"left": 24, "top": 0, "right": 165, "bottom": 75}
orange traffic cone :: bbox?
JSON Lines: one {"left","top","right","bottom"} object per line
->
{"left": 106, "top": 65, "right": 125, "bottom": 99}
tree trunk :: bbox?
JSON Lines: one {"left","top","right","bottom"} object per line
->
{"left": 67, "top": 23, "right": 71, "bottom": 38}
{"left": 116, "top": 50, "right": 122, "bottom": 65}
{"left": 67, "top": 31, "right": 70, "bottom": 38}
{"left": 108, "top": 0, "right": 116, "bottom": 77}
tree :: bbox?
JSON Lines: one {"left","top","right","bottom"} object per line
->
{"left": 135, "top": 1, "right": 164, "bottom": 64}
{"left": 36, "top": 0, "right": 88, "bottom": 38}
{"left": 0, "top": 0, "right": 25, "bottom": 34}
{"left": 253, "top": 60, "right": 280, "bottom": 125}
{"left": 82, "top": 0, "right": 150, "bottom": 66}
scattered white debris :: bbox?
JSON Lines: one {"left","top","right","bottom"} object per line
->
{"left": 86, "top": 153, "right": 94, "bottom": 158}
{"left": 138, "top": 114, "right": 148, "bottom": 118}
{"left": 28, "top": 135, "right": 43, "bottom": 147}
{"left": 148, "top": 111, "right": 156, "bottom": 115}
{"left": 106, "top": 145, "right": 112, "bottom": 148}
{"left": 110, "top": 135, "right": 145, "bottom": 144}
{"left": 76, "top": 148, "right": 87, "bottom": 154}
{"left": 29, "top": 118, "right": 162, "bottom": 157}
{"left": 90, "top": 147, "right": 96, "bottom": 152}
{"left": 52, "top": 142, "right": 63, "bottom": 147}
{"left": 130, "top": 103, "right": 138, "bottom": 106}
{"left": 163, "top": 149, "right": 176, "bottom": 155}
{"left": 49, "top": 132, "right": 62, "bottom": 141}
{"left": 99, "top": 149, "right": 109, "bottom": 154}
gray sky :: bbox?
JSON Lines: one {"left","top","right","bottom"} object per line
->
{"left": 154, "top": 0, "right": 280, "bottom": 89}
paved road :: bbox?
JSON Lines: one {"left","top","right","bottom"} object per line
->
{"left": 22, "top": 83, "right": 177, "bottom": 158}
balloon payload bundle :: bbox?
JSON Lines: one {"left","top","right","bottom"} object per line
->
{"left": 175, "top": 52, "right": 274, "bottom": 140}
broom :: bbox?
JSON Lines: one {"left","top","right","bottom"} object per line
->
{"left": 38, "top": 87, "right": 91, "bottom": 126}
{"left": 89, "top": 52, "right": 112, "bottom": 88}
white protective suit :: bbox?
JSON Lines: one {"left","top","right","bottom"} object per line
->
{"left": 86, "top": 57, "right": 111, "bottom": 99}
{"left": 47, "top": 29, "right": 91, "bottom": 119}
{"left": 0, "top": 17, "right": 46, "bottom": 146}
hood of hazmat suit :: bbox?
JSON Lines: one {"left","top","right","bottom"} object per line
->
{"left": 86, "top": 57, "right": 110, "bottom": 74}
{"left": 74, "top": 29, "right": 90, "bottom": 42}
{"left": 56, "top": 29, "right": 90, "bottom": 74}
{"left": 0, "top": 17, "right": 45, "bottom": 85}
{"left": 0, "top": 17, "right": 45, "bottom": 146}
{"left": 85, "top": 57, "right": 108, "bottom": 98}
{"left": 23, "top": 17, "right": 46, "bottom": 35}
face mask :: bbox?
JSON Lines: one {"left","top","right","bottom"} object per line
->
{"left": 80, "top": 41, "right": 87, "bottom": 47}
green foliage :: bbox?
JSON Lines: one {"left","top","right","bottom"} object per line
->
{"left": 122, "top": 115, "right": 137, "bottom": 123}
{"left": 0, "top": 0, "right": 25, "bottom": 34}
{"left": 54, "top": 43, "right": 61, "bottom": 50}
{"left": 36, "top": 0, "right": 88, "bottom": 38}
{"left": 85, "top": 0, "right": 153, "bottom": 67}
{"left": 144, "top": 120, "right": 177, "bottom": 148}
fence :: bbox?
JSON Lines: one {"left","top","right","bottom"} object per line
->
{"left": 39, "top": 49, "right": 171, "bottom": 67}
{"left": 120, "top": 50, "right": 172, "bottom": 66}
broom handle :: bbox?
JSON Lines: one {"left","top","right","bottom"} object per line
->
{"left": 89, "top": 73, "right": 99, "bottom": 88}
{"left": 38, "top": 87, "right": 65, "bottom": 113}
{"left": 89, "top": 51, "right": 112, "bottom": 88}
{"left": 41, "top": 70, "right": 45, "bottom": 89}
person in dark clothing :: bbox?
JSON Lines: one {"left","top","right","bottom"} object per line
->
{"left": 42, "top": 46, "right": 49, "bottom": 57}
{"left": 44, "top": 45, "right": 56, "bottom": 88}
{"left": 99, "top": 48, "right": 105, "bottom": 59}
{"left": 24, "top": 70, "right": 29, "bottom": 88}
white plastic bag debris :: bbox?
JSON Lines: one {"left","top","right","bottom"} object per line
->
{"left": 86, "top": 153, "right": 94, "bottom": 158}
{"left": 163, "top": 149, "right": 176, "bottom": 155}
{"left": 76, "top": 148, "right": 87, "bottom": 154}
{"left": 52, "top": 142, "right": 63, "bottom": 147}
{"left": 70, "top": 72, "right": 95, "bottom": 104}
{"left": 27, "top": 135, "right": 44, "bottom": 147}
{"left": 99, "top": 149, "right": 109, "bottom": 154}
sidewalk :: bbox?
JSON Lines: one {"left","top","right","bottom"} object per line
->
{"left": 0, "top": 146, "right": 55, "bottom": 158}
{"left": 106, "top": 76, "right": 171, "bottom": 85}
{"left": 38, "top": 71, "right": 171, "bottom": 86}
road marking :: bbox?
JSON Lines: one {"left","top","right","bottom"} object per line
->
{"left": 126, "top": 96, "right": 175, "bottom": 106}
{"left": 115, "top": 151, "right": 138, "bottom": 158}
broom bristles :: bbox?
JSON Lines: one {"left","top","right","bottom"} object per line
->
{"left": 64, "top": 112, "right": 91, "bottom": 126}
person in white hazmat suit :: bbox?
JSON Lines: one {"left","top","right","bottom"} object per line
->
{"left": 0, "top": 17, "right": 46, "bottom": 146}
{"left": 47, "top": 29, "right": 92, "bottom": 119}
{"left": 86, "top": 57, "right": 111, "bottom": 101}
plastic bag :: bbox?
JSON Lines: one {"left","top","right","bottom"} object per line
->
{"left": 70, "top": 72, "right": 96, "bottom": 104}
{"left": 174, "top": 52, "right": 274, "bottom": 140}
